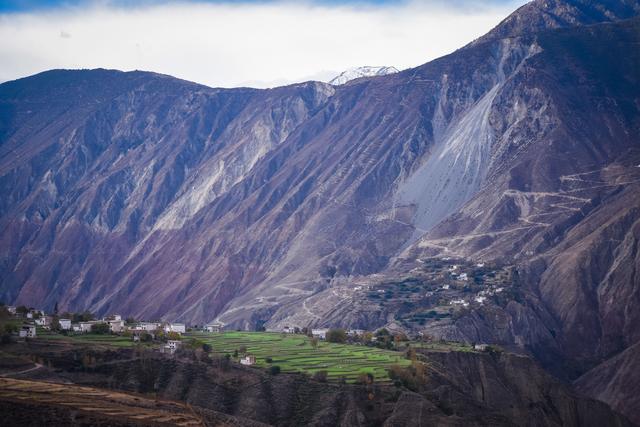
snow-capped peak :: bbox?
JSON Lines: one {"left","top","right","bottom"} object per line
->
{"left": 328, "top": 66, "right": 399, "bottom": 85}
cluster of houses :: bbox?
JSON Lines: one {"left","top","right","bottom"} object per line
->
{"left": 3, "top": 305, "right": 187, "bottom": 349}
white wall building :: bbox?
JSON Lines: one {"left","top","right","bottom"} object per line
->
{"left": 165, "top": 323, "right": 186, "bottom": 334}
{"left": 108, "top": 319, "right": 125, "bottom": 333}
{"left": 19, "top": 324, "right": 36, "bottom": 338}
{"left": 311, "top": 328, "right": 328, "bottom": 339}
{"left": 205, "top": 322, "right": 223, "bottom": 333}
{"left": 137, "top": 322, "right": 160, "bottom": 332}
{"left": 59, "top": 319, "right": 72, "bottom": 330}
{"left": 240, "top": 355, "right": 256, "bottom": 366}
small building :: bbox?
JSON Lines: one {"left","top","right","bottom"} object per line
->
{"left": 205, "top": 322, "right": 224, "bottom": 333}
{"left": 165, "top": 323, "right": 186, "bottom": 334}
{"left": 35, "top": 316, "right": 52, "bottom": 327}
{"left": 240, "top": 355, "right": 256, "bottom": 366}
{"left": 26, "top": 312, "right": 33, "bottom": 319}
{"left": 474, "top": 296, "right": 486, "bottom": 304}
{"left": 107, "top": 319, "right": 125, "bottom": 333}
{"left": 311, "top": 328, "right": 328, "bottom": 340}
{"left": 105, "top": 314, "right": 122, "bottom": 322}
{"left": 59, "top": 318, "right": 72, "bottom": 330}
{"left": 19, "top": 324, "right": 36, "bottom": 338}
{"left": 78, "top": 321, "right": 100, "bottom": 333}
{"left": 135, "top": 322, "right": 160, "bottom": 332}
{"left": 474, "top": 344, "right": 489, "bottom": 351}
{"left": 347, "top": 329, "right": 364, "bottom": 337}
{"left": 282, "top": 326, "right": 295, "bottom": 334}
{"left": 72, "top": 323, "right": 82, "bottom": 333}
{"left": 6, "top": 306, "right": 16, "bottom": 315}
{"left": 161, "top": 339, "right": 182, "bottom": 354}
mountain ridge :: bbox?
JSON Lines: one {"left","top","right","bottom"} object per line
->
{"left": 1, "top": 0, "right": 640, "bottom": 421}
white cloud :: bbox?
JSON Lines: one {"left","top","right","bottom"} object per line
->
{"left": 0, "top": 1, "right": 526, "bottom": 88}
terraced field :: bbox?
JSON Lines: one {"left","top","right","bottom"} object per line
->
{"left": 0, "top": 377, "right": 204, "bottom": 426}
{"left": 188, "top": 332, "right": 411, "bottom": 383}
{"left": 36, "top": 329, "right": 140, "bottom": 347}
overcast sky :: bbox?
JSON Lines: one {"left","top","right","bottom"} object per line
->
{"left": 0, "top": 0, "right": 528, "bottom": 88}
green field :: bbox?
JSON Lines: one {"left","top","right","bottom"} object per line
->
{"left": 188, "top": 331, "right": 411, "bottom": 383}
{"left": 36, "top": 329, "right": 138, "bottom": 348}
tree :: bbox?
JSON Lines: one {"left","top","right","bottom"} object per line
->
{"left": 53, "top": 301, "right": 59, "bottom": 315}
{"left": 326, "top": 328, "right": 347, "bottom": 343}
{"left": 202, "top": 343, "right": 212, "bottom": 353}
{"left": 310, "top": 337, "right": 319, "bottom": 349}
{"left": 269, "top": 365, "right": 281, "bottom": 375}
{"left": 167, "top": 331, "right": 181, "bottom": 341}
{"left": 375, "top": 328, "right": 390, "bottom": 337}
{"left": 50, "top": 317, "right": 61, "bottom": 332}
{"left": 91, "top": 322, "right": 110, "bottom": 334}
{"left": 16, "top": 306, "right": 28, "bottom": 316}
{"left": 265, "top": 357, "right": 273, "bottom": 363}
{"left": 238, "top": 345, "right": 247, "bottom": 354}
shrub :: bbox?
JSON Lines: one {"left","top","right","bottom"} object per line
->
{"left": 357, "top": 372, "right": 374, "bottom": 385}
{"left": 269, "top": 365, "right": 281, "bottom": 375}
{"left": 202, "top": 343, "right": 212, "bottom": 353}
{"left": 265, "top": 357, "right": 273, "bottom": 363}
{"left": 313, "top": 370, "right": 328, "bottom": 382}
{"left": 388, "top": 362, "right": 427, "bottom": 391}
{"left": 326, "top": 328, "right": 347, "bottom": 343}
{"left": 91, "top": 322, "right": 110, "bottom": 335}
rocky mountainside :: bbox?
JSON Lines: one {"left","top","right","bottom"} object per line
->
{"left": 1, "top": 0, "right": 640, "bottom": 421}
{"left": 5, "top": 343, "right": 631, "bottom": 427}
{"left": 328, "top": 66, "right": 399, "bottom": 85}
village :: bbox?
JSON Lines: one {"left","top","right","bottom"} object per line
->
{"left": 0, "top": 299, "right": 494, "bottom": 383}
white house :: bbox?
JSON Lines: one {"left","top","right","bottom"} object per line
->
{"left": 282, "top": 326, "right": 296, "bottom": 334}
{"left": 137, "top": 322, "right": 160, "bottom": 332}
{"left": 165, "top": 323, "right": 186, "bottom": 334}
{"left": 19, "top": 324, "right": 36, "bottom": 338}
{"left": 6, "top": 306, "right": 16, "bottom": 315}
{"left": 77, "top": 321, "right": 103, "bottom": 333}
{"left": 161, "top": 339, "right": 182, "bottom": 354}
{"left": 35, "top": 316, "right": 52, "bottom": 327}
{"left": 311, "top": 328, "right": 328, "bottom": 340}
{"left": 347, "top": 329, "right": 364, "bottom": 337}
{"left": 474, "top": 344, "right": 489, "bottom": 351}
{"left": 72, "top": 323, "right": 82, "bottom": 333}
{"left": 108, "top": 319, "right": 125, "bottom": 333}
{"left": 240, "top": 355, "right": 256, "bottom": 366}
{"left": 105, "top": 314, "right": 122, "bottom": 322}
{"left": 205, "top": 322, "right": 223, "bottom": 333}
{"left": 59, "top": 318, "right": 72, "bottom": 330}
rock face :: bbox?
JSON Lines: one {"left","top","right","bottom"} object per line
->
{"left": 1, "top": 0, "right": 640, "bottom": 421}
{"left": 13, "top": 345, "right": 631, "bottom": 427}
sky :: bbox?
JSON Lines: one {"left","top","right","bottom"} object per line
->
{"left": 0, "top": 0, "right": 528, "bottom": 88}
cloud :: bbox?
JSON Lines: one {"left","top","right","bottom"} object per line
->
{"left": 0, "top": 0, "right": 527, "bottom": 88}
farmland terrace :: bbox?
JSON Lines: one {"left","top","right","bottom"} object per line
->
{"left": 0, "top": 336, "right": 630, "bottom": 426}
{"left": 187, "top": 331, "right": 411, "bottom": 383}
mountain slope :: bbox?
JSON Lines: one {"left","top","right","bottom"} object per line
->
{"left": 1, "top": 0, "right": 640, "bottom": 419}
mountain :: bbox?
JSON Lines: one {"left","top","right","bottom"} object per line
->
{"left": 1, "top": 0, "right": 640, "bottom": 421}
{"left": 328, "top": 66, "right": 399, "bottom": 85}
